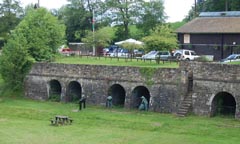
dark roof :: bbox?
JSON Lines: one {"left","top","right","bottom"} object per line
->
{"left": 176, "top": 12, "right": 240, "bottom": 34}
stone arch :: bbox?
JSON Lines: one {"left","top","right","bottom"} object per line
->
{"left": 108, "top": 84, "right": 126, "bottom": 107}
{"left": 49, "top": 79, "right": 62, "bottom": 102}
{"left": 210, "top": 91, "right": 236, "bottom": 117}
{"left": 66, "top": 81, "right": 82, "bottom": 102}
{"left": 131, "top": 86, "right": 150, "bottom": 109}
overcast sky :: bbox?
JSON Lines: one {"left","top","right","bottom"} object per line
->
{"left": 20, "top": 0, "right": 194, "bottom": 22}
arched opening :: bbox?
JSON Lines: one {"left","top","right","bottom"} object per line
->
{"left": 131, "top": 86, "right": 150, "bottom": 109}
{"left": 211, "top": 92, "right": 236, "bottom": 117}
{"left": 108, "top": 84, "right": 126, "bottom": 107}
{"left": 49, "top": 80, "right": 61, "bottom": 102}
{"left": 66, "top": 81, "right": 82, "bottom": 102}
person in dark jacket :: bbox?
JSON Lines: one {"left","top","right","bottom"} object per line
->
{"left": 79, "top": 96, "right": 86, "bottom": 111}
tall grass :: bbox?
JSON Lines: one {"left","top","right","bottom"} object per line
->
{"left": 0, "top": 98, "right": 239, "bottom": 144}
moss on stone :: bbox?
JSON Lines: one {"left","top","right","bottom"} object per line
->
{"left": 139, "top": 67, "right": 157, "bottom": 86}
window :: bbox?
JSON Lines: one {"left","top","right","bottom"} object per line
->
{"left": 184, "top": 51, "right": 190, "bottom": 55}
{"left": 190, "top": 51, "right": 197, "bottom": 55}
{"left": 184, "top": 34, "right": 190, "bottom": 44}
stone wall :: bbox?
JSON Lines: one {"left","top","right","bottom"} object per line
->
{"left": 181, "top": 62, "right": 240, "bottom": 118}
{"left": 25, "top": 62, "right": 240, "bottom": 119}
{"left": 25, "top": 63, "right": 187, "bottom": 114}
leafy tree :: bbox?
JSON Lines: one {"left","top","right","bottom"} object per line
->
{"left": 185, "top": 0, "right": 240, "bottom": 22}
{"left": 58, "top": 0, "right": 105, "bottom": 42}
{"left": 169, "top": 21, "right": 187, "bottom": 31}
{"left": 82, "top": 26, "right": 115, "bottom": 55}
{"left": 142, "top": 25, "right": 178, "bottom": 52}
{"left": 16, "top": 8, "right": 65, "bottom": 61}
{"left": 0, "top": 0, "right": 24, "bottom": 48}
{"left": 0, "top": 33, "right": 34, "bottom": 90}
{"left": 0, "top": 8, "right": 65, "bottom": 90}
{"left": 58, "top": 0, "right": 89, "bottom": 42}
{"left": 136, "top": 0, "right": 166, "bottom": 36}
{"left": 199, "top": 0, "right": 240, "bottom": 11}
{"left": 129, "top": 25, "right": 145, "bottom": 40}
{"left": 106, "top": 0, "right": 144, "bottom": 40}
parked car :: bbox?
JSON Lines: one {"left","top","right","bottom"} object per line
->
{"left": 133, "top": 49, "right": 144, "bottom": 56}
{"left": 109, "top": 48, "right": 129, "bottom": 57}
{"left": 173, "top": 49, "right": 199, "bottom": 60}
{"left": 58, "top": 46, "right": 73, "bottom": 56}
{"left": 141, "top": 51, "right": 171, "bottom": 60}
{"left": 141, "top": 51, "right": 159, "bottom": 59}
{"left": 220, "top": 54, "right": 240, "bottom": 63}
{"left": 156, "top": 51, "right": 171, "bottom": 60}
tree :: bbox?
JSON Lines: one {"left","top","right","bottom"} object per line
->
{"left": 16, "top": 8, "right": 65, "bottom": 61}
{"left": 58, "top": 0, "right": 105, "bottom": 42}
{"left": 0, "top": 8, "right": 65, "bottom": 90}
{"left": 82, "top": 26, "right": 115, "bottom": 55}
{"left": 185, "top": 0, "right": 240, "bottom": 22}
{"left": 58, "top": 0, "right": 89, "bottom": 42}
{"left": 0, "top": 0, "right": 24, "bottom": 48}
{"left": 208, "top": 0, "right": 240, "bottom": 11}
{"left": 0, "top": 33, "right": 34, "bottom": 90}
{"left": 106, "top": 0, "right": 144, "bottom": 40}
{"left": 136, "top": 0, "right": 166, "bottom": 36}
{"left": 142, "top": 25, "right": 178, "bottom": 52}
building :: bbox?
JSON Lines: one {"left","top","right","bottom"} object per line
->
{"left": 176, "top": 11, "right": 240, "bottom": 60}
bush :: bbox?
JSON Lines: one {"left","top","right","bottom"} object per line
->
{"left": 0, "top": 33, "right": 34, "bottom": 90}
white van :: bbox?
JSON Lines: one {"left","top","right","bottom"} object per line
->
{"left": 173, "top": 49, "right": 199, "bottom": 60}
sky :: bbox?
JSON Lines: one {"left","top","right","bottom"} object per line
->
{"left": 20, "top": 0, "right": 194, "bottom": 22}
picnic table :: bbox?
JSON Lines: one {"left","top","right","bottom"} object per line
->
{"left": 50, "top": 115, "right": 73, "bottom": 126}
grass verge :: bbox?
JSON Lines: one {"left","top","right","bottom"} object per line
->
{"left": 54, "top": 55, "right": 179, "bottom": 68}
{"left": 0, "top": 98, "right": 239, "bottom": 144}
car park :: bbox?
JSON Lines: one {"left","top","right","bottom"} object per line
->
{"left": 220, "top": 54, "right": 240, "bottom": 63}
{"left": 173, "top": 49, "right": 199, "bottom": 60}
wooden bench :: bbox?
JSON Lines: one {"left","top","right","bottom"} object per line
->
{"left": 50, "top": 115, "right": 73, "bottom": 126}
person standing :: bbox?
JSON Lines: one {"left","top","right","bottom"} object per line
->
{"left": 106, "top": 95, "right": 112, "bottom": 108}
{"left": 79, "top": 96, "right": 86, "bottom": 111}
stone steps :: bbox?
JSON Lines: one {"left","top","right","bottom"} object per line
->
{"left": 177, "top": 93, "right": 192, "bottom": 117}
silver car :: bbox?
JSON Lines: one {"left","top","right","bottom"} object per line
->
{"left": 220, "top": 54, "right": 240, "bottom": 63}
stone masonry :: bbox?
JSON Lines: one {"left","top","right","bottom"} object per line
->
{"left": 25, "top": 61, "right": 240, "bottom": 119}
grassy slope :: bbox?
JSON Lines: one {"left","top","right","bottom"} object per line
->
{"left": 54, "top": 56, "right": 179, "bottom": 68}
{"left": 0, "top": 57, "right": 239, "bottom": 143}
{"left": 0, "top": 98, "right": 239, "bottom": 144}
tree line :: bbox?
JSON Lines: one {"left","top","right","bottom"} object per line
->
{"left": 185, "top": 0, "right": 240, "bottom": 21}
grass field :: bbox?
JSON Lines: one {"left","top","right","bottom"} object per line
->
{"left": 0, "top": 57, "right": 239, "bottom": 144}
{"left": 0, "top": 97, "right": 240, "bottom": 144}
{"left": 54, "top": 55, "right": 179, "bottom": 68}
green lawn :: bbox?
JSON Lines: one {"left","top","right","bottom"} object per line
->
{"left": 54, "top": 55, "right": 179, "bottom": 68}
{"left": 0, "top": 97, "right": 239, "bottom": 144}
